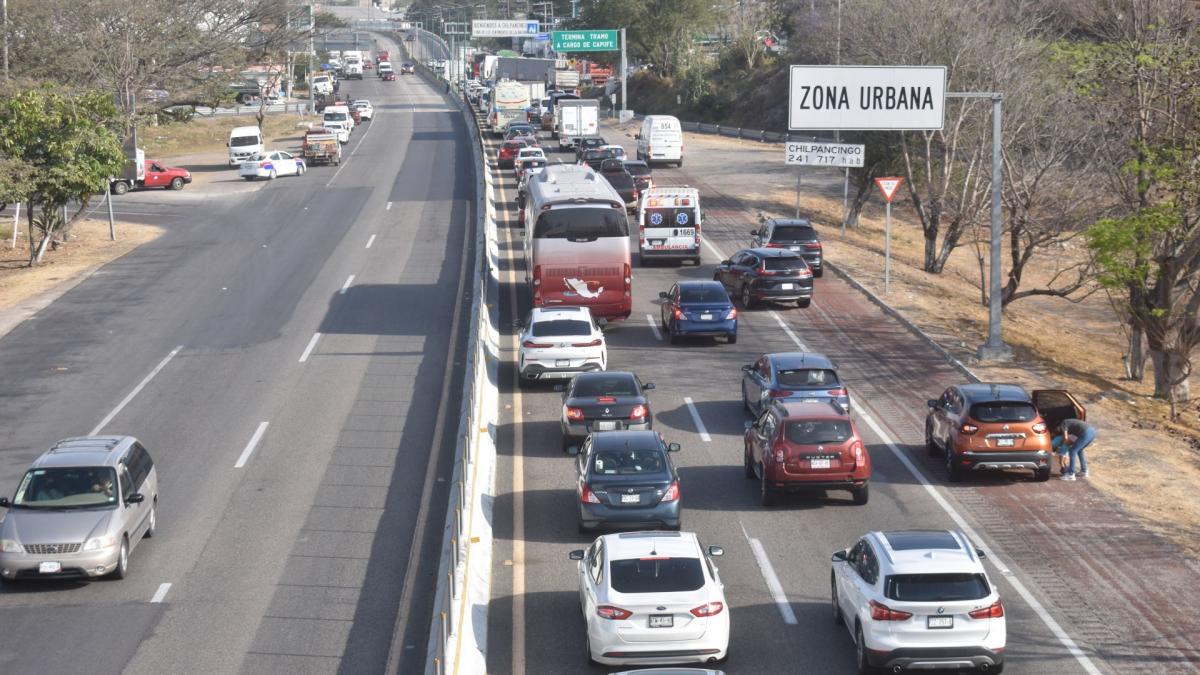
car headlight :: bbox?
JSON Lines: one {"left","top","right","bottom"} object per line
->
{"left": 83, "top": 535, "right": 118, "bottom": 552}
{"left": 1, "top": 539, "right": 22, "bottom": 553}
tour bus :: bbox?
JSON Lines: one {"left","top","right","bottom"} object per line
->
{"left": 523, "top": 164, "right": 632, "bottom": 321}
{"left": 638, "top": 186, "right": 702, "bottom": 266}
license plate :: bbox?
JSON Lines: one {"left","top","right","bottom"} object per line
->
{"left": 649, "top": 614, "right": 674, "bottom": 628}
{"left": 927, "top": 616, "right": 954, "bottom": 629}
{"left": 996, "top": 438, "right": 1015, "bottom": 447}
{"left": 595, "top": 421, "right": 618, "bottom": 431}
{"left": 810, "top": 458, "right": 831, "bottom": 469}
{"left": 700, "top": 313, "right": 713, "bottom": 321}
{"left": 555, "top": 359, "right": 570, "bottom": 367}
{"left": 39, "top": 561, "right": 62, "bottom": 574}
{"left": 780, "top": 283, "right": 794, "bottom": 290}
{"left": 620, "top": 494, "right": 640, "bottom": 504}
{"left": 789, "top": 246, "right": 801, "bottom": 251}
{"left": 649, "top": 239, "right": 665, "bottom": 246}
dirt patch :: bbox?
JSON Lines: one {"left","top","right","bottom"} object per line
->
{"left": 754, "top": 184, "right": 1200, "bottom": 556}
{"left": 140, "top": 114, "right": 320, "bottom": 162}
{"left": 0, "top": 219, "right": 163, "bottom": 314}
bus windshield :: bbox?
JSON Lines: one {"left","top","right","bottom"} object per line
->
{"left": 534, "top": 207, "right": 628, "bottom": 240}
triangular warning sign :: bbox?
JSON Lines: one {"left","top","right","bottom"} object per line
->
{"left": 875, "top": 177, "right": 904, "bottom": 203}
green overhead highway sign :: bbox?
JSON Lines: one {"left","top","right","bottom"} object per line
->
{"left": 551, "top": 30, "right": 619, "bottom": 52}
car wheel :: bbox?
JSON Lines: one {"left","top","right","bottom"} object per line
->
{"left": 831, "top": 576, "right": 844, "bottom": 625}
{"left": 925, "top": 422, "right": 940, "bottom": 456}
{"left": 585, "top": 632, "right": 598, "bottom": 665}
{"left": 577, "top": 521, "right": 593, "bottom": 534}
{"left": 112, "top": 181, "right": 130, "bottom": 195}
{"left": 110, "top": 537, "right": 129, "bottom": 580}
{"left": 562, "top": 436, "right": 573, "bottom": 453}
{"left": 744, "top": 446, "right": 755, "bottom": 478}
{"left": 989, "top": 662, "right": 1005, "bottom": 674}
{"left": 242, "top": 176, "right": 254, "bottom": 181}
{"left": 268, "top": 170, "right": 277, "bottom": 180}
{"left": 855, "top": 624, "right": 877, "bottom": 675}
{"left": 760, "top": 469, "right": 777, "bottom": 507}
{"left": 144, "top": 501, "right": 157, "bottom": 538}
{"left": 1034, "top": 466, "right": 1051, "bottom": 482}
{"left": 797, "top": 298, "right": 812, "bottom": 308}
{"left": 741, "top": 383, "right": 751, "bottom": 413}
{"left": 667, "top": 519, "right": 682, "bottom": 532}
{"left": 946, "top": 448, "right": 965, "bottom": 483}
{"left": 669, "top": 325, "right": 681, "bottom": 345}
{"left": 814, "top": 266, "right": 824, "bottom": 278}
{"left": 727, "top": 333, "right": 737, "bottom": 344}
{"left": 851, "top": 483, "right": 869, "bottom": 505}
{"left": 297, "top": 164, "right": 306, "bottom": 176}
{"left": 741, "top": 285, "right": 757, "bottom": 310}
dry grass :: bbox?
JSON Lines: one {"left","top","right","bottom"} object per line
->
{"left": 760, "top": 186, "right": 1200, "bottom": 555}
{"left": 1, "top": 219, "right": 163, "bottom": 313}
{"left": 140, "top": 114, "right": 319, "bottom": 159}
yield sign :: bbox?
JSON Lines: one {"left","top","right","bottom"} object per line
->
{"left": 875, "top": 177, "right": 904, "bottom": 203}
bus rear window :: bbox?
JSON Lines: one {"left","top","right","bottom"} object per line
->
{"left": 534, "top": 208, "right": 628, "bottom": 240}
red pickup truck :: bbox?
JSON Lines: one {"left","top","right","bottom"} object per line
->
{"left": 110, "top": 150, "right": 192, "bottom": 195}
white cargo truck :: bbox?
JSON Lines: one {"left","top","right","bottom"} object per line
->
{"left": 555, "top": 99, "right": 599, "bottom": 150}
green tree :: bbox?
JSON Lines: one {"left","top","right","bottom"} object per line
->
{"left": 0, "top": 87, "right": 125, "bottom": 266}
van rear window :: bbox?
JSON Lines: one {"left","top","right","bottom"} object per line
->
{"left": 230, "top": 135, "right": 261, "bottom": 147}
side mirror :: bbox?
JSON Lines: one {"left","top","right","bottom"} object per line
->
{"left": 749, "top": 230, "right": 758, "bottom": 236}
{"left": 831, "top": 549, "right": 848, "bottom": 562}
{"left": 567, "top": 446, "right": 580, "bottom": 456}
{"left": 553, "top": 384, "right": 566, "bottom": 392}
{"left": 126, "top": 493, "right": 145, "bottom": 504}
{"left": 0, "top": 497, "right": 9, "bottom": 508}
{"left": 658, "top": 291, "right": 668, "bottom": 299}
{"left": 568, "top": 549, "right": 585, "bottom": 561}
{"left": 708, "top": 545, "right": 724, "bottom": 557}
{"left": 926, "top": 399, "right": 939, "bottom": 409}
{"left": 975, "top": 548, "right": 987, "bottom": 559}
{"left": 512, "top": 320, "right": 524, "bottom": 330}
{"left": 741, "top": 364, "right": 751, "bottom": 372}
{"left": 634, "top": 133, "right": 641, "bottom": 139}
{"left": 719, "top": 260, "right": 731, "bottom": 268}
{"left": 642, "top": 382, "right": 655, "bottom": 391}
{"left": 667, "top": 442, "right": 681, "bottom": 453}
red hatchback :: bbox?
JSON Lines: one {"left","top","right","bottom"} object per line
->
{"left": 744, "top": 400, "right": 871, "bottom": 506}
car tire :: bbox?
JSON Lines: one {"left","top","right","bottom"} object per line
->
{"left": 832, "top": 576, "right": 844, "bottom": 625}
{"left": 167, "top": 177, "right": 184, "bottom": 191}
{"left": 578, "top": 522, "right": 593, "bottom": 534}
{"left": 742, "top": 383, "right": 752, "bottom": 413}
{"left": 111, "top": 181, "right": 130, "bottom": 196}
{"left": 946, "top": 449, "right": 965, "bottom": 483}
{"left": 667, "top": 519, "right": 682, "bottom": 532}
{"left": 297, "top": 164, "right": 306, "bottom": 176}
{"left": 110, "top": 537, "right": 129, "bottom": 580}
{"left": 925, "top": 422, "right": 940, "bottom": 456}
{"left": 676, "top": 159, "right": 684, "bottom": 167}
{"left": 760, "top": 469, "right": 777, "bottom": 507}
{"left": 797, "top": 298, "right": 812, "bottom": 308}
{"left": 268, "top": 170, "right": 277, "bottom": 180}
{"left": 1034, "top": 466, "right": 1052, "bottom": 482}
{"left": 744, "top": 447, "right": 756, "bottom": 478}
{"left": 855, "top": 624, "right": 877, "bottom": 675}
{"left": 585, "top": 632, "right": 598, "bottom": 665}
{"left": 851, "top": 483, "right": 869, "bottom": 505}
{"left": 814, "top": 266, "right": 824, "bottom": 278}
{"left": 242, "top": 176, "right": 254, "bottom": 181}
{"left": 144, "top": 501, "right": 157, "bottom": 538}
{"left": 727, "top": 333, "right": 737, "bottom": 344}
{"left": 741, "top": 285, "right": 757, "bottom": 310}
{"left": 669, "top": 328, "right": 681, "bottom": 345}
{"left": 562, "top": 436, "right": 573, "bottom": 453}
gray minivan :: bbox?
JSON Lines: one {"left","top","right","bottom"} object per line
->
{"left": 0, "top": 436, "right": 158, "bottom": 582}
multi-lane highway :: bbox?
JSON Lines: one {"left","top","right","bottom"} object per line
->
{"left": 0, "top": 36, "right": 470, "bottom": 675}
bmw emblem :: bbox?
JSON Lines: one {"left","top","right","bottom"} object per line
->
{"left": 937, "top": 607, "right": 946, "bottom": 614}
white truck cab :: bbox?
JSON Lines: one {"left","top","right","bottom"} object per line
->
{"left": 638, "top": 186, "right": 702, "bottom": 266}
{"left": 227, "top": 126, "right": 264, "bottom": 166}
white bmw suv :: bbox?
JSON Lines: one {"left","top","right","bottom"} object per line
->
{"left": 831, "top": 529, "right": 1006, "bottom": 674}
{"left": 517, "top": 306, "right": 607, "bottom": 385}
{"left": 569, "top": 531, "right": 729, "bottom": 667}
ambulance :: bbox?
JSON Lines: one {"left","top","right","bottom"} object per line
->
{"left": 637, "top": 186, "right": 702, "bottom": 266}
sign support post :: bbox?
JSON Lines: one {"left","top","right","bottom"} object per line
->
{"left": 784, "top": 141, "right": 864, "bottom": 222}
{"left": 794, "top": 168, "right": 802, "bottom": 219}
{"left": 875, "top": 177, "right": 903, "bottom": 295}
{"left": 620, "top": 28, "right": 627, "bottom": 119}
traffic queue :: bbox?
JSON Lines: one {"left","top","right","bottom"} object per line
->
{"left": 478, "top": 91, "right": 1019, "bottom": 673}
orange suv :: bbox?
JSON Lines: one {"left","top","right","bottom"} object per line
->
{"left": 925, "top": 384, "right": 1085, "bottom": 482}
{"left": 744, "top": 400, "right": 871, "bottom": 506}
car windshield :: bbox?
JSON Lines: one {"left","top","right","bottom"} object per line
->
{"left": 13, "top": 467, "right": 119, "bottom": 509}
{"left": 970, "top": 402, "right": 1037, "bottom": 423}
{"left": 679, "top": 286, "right": 728, "bottom": 303}
{"left": 772, "top": 225, "right": 817, "bottom": 242}
{"left": 230, "top": 135, "right": 260, "bottom": 147}
{"left": 591, "top": 449, "right": 666, "bottom": 476}
{"left": 610, "top": 557, "right": 706, "bottom": 593}
{"left": 777, "top": 368, "right": 839, "bottom": 388}
{"left": 785, "top": 420, "right": 852, "bottom": 444}
{"left": 573, "top": 376, "right": 639, "bottom": 397}
{"left": 764, "top": 257, "right": 807, "bottom": 271}
{"left": 885, "top": 573, "right": 991, "bottom": 602}
{"left": 533, "top": 208, "right": 628, "bottom": 239}
{"left": 324, "top": 113, "right": 348, "bottom": 122}
{"left": 531, "top": 319, "right": 591, "bottom": 337}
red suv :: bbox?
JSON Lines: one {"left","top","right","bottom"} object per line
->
{"left": 744, "top": 400, "right": 871, "bottom": 506}
{"left": 498, "top": 139, "right": 528, "bottom": 169}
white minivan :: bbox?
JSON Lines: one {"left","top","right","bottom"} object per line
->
{"left": 638, "top": 186, "right": 702, "bottom": 266}
{"left": 227, "top": 126, "right": 264, "bottom": 166}
{"left": 636, "top": 115, "right": 684, "bottom": 167}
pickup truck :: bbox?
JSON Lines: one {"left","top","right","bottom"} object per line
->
{"left": 302, "top": 128, "right": 342, "bottom": 166}
{"left": 110, "top": 150, "right": 191, "bottom": 195}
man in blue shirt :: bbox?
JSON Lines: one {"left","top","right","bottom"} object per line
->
{"left": 1060, "top": 418, "right": 1096, "bottom": 481}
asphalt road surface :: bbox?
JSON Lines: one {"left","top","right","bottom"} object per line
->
{"left": 0, "top": 36, "right": 473, "bottom": 675}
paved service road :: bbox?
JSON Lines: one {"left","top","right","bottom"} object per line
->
{"left": 0, "top": 35, "right": 473, "bottom": 675}
{"left": 482, "top": 118, "right": 1196, "bottom": 674}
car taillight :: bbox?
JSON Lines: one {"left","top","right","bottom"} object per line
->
{"left": 869, "top": 600, "right": 913, "bottom": 621}
{"left": 827, "top": 388, "right": 847, "bottom": 397}
{"left": 630, "top": 404, "right": 647, "bottom": 420}
{"left": 852, "top": 441, "right": 865, "bottom": 466}
{"left": 673, "top": 308, "right": 683, "bottom": 320}
{"left": 805, "top": 242, "right": 823, "bottom": 250}
{"left": 759, "top": 267, "right": 777, "bottom": 275}
{"left": 1032, "top": 422, "right": 1047, "bottom": 434}
{"left": 969, "top": 600, "right": 1004, "bottom": 619}
{"left": 573, "top": 339, "right": 602, "bottom": 347}
{"left": 661, "top": 481, "right": 679, "bottom": 502}
{"left": 690, "top": 601, "right": 723, "bottom": 617}
{"left": 960, "top": 423, "right": 979, "bottom": 434}
{"left": 767, "top": 389, "right": 790, "bottom": 398}
{"left": 596, "top": 396, "right": 617, "bottom": 404}
{"left": 522, "top": 340, "right": 552, "bottom": 349}
{"left": 596, "top": 605, "right": 632, "bottom": 620}
{"left": 259, "top": 161, "right": 268, "bottom": 167}
{"left": 532, "top": 265, "right": 541, "bottom": 286}
{"left": 797, "top": 268, "right": 813, "bottom": 278}
{"left": 565, "top": 406, "right": 585, "bottom": 421}
{"left": 724, "top": 308, "right": 737, "bottom": 320}
{"left": 773, "top": 443, "right": 786, "bottom": 463}
{"left": 765, "top": 242, "right": 785, "bottom": 248}
{"left": 581, "top": 484, "right": 602, "bottom": 504}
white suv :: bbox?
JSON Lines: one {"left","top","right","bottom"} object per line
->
{"left": 517, "top": 306, "right": 606, "bottom": 385}
{"left": 569, "top": 531, "right": 729, "bottom": 667}
{"left": 831, "top": 530, "right": 1006, "bottom": 674}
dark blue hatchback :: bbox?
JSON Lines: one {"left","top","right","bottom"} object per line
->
{"left": 741, "top": 352, "right": 851, "bottom": 415}
{"left": 658, "top": 280, "right": 737, "bottom": 344}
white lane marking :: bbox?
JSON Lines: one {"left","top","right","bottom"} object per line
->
{"left": 298, "top": 332, "right": 322, "bottom": 363}
{"left": 701, "top": 237, "right": 727, "bottom": 262}
{"left": 340, "top": 274, "right": 356, "bottom": 294}
{"left": 742, "top": 523, "right": 799, "bottom": 625}
{"left": 150, "top": 582, "right": 172, "bottom": 603}
{"left": 234, "top": 421, "right": 269, "bottom": 469}
{"left": 646, "top": 313, "right": 663, "bottom": 341}
{"left": 769, "top": 311, "right": 808, "bottom": 350}
{"left": 683, "top": 396, "right": 712, "bottom": 442}
{"left": 386, "top": 201, "right": 393, "bottom": 210}
{"left": 324, "top": 113, "right": 379, "bottom": 187}
{"left": 854, "top": 406, "right": 1103, "bottom": 675}
{"left": 365, "top": 234, "right": 377, "bottom": 249}
{"left": 89, "top": 346, "right": 184, "bottom": 435}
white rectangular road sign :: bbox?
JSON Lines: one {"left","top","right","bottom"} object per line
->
{"left": 472, "top": 19, "right": 540, "bottom": 38}
{"left": 785, "top": 141, "right": 865, "bottom": 167}
{"left": 789, "top": 65, "right": 946, "bottom": 131}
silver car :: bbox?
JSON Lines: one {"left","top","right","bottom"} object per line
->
{"left": 0, "top": 436, "right": 158, "bottom": 582}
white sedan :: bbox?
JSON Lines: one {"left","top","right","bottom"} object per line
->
{"left": 239, "top": 151, "right": 306, "bottom": 180}
{"left": 569, "top": 531, "right": 729, "bottom": 667}
{"left": 352, "top": 100, "right": 374, "bottom": 120}
{"left": 513, "top": 147, "right": 547, "bottom": 178}
{"left": 517, "top": 306, "right": 606, "bottom": 385}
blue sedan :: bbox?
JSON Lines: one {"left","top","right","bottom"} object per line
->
{"left": 659, "top": 280, "right": 737, "bottom": 344}
{"left": 741, "top": 352, "right": 851, "bottom": 415}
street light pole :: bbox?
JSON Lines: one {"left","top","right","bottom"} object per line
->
{"left": 2, "top": 0, "right": 9, "bottom": 82}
